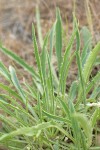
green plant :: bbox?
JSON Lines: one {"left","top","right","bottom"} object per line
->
{"left": 0, "top": 8, "right": 100, "bottom": 150}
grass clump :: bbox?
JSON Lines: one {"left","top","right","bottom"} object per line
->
{"left": 0, "top": 9, "right": 100, "bottom": 150}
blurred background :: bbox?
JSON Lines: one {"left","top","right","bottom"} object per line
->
{"left": 0, "top": 0, "right": 100, "bottom": 68}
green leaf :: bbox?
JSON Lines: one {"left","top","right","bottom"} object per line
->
{"left": 9, "top": 66, "right": 38, "bottom": 119}
{"left": 0, "top": 46, "right": 38, "bottom": 79}
{"left": 73, "top": 113, "right": 92, "bottom": 147}
{"left": 32, "top": 25, "right": 48, "bottom": 110}
{"left": 81, "top": 26, "right": 92, "bottom": 52}
{"left": 74, "top": 16, "right": 86, "bottom": 106}
{"left": 41, "top": 34, "right": 48, "bottom": 80}
{"left": 47, "top": 52, "right": 55, "bottom": 113}
{"left": 0, "top": 114, "right": 16, "bottom": 130}
{"left": 81, "top": 26, "right": 92, "bottom": 67}
{"left": 57, "top": 97, "right": 69, "bottom": 117}
{"left": 59, "top": 52, "right": 76, "bottom": 95}
{"left": 83, "top": 42, "right": 100, "bottom": 82}
{"left": 86, "top": 71, "right": 100, "bottom": 95}
{"left": 43, "top": 110, "right": 70, "bottom": 124}
{"left": 0, "top": 122, "right": 74, "bottom": 142}
{"left": 68, "top": 81, "right": 78, "bottom": 102}
{"left": 0, "top": 61, "right": 11, "bottom": 81}
{"left": 0, "top": 83, "right": 21, "bottom": 100}
{"left": 56, "top": 8, "right": 62, "bottom": 71}
{"left": 90, "top": 86, "right": 100, "bottom": 99}
{"left": 49, "top": 22, "right": 56, "bottom": 60}
{"left": 32, "top": 25, "right": 44, "bottom": 87}
{"left": 91, "top": 108, "right": 99, "bottom": 128}
{"left": 59, "top": 27, "right": 76, "bottom": 95}
{"left": 36, "top": 6, "right": 43, "bottom": 49}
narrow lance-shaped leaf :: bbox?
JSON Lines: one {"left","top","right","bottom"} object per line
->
{"left": 47, "top": 52, "right": 55, "bottom": 114}
{"left": 90, "top": 86, "right": 100, "bottom": 99}
{"left": 49, "top": 21, "right": 56, "bottom": 60}
{"left": 81, "top": 38, "right": 92, "bottom": 67}
{"left": 59, "top": 27, "right": 76, "bottom": 95}
{"left": 41, "top": 33, "right": 49, "bottom": 81}
{"left": 9, "top": 66, "right": 38, "bottom": 119}
{"left": 43, "top": 110, "right": 71, "bottom": 123}
{"left": 0, "top": 99, "right": 28, "bottom": 126}
{"left": 36, "top": 6, "right": 43, "bottom": 48}
{"left": 57, "top": 97, "right": 69, "bottom": 117}
{"left": 81, "top": 26, "right": 92, "bottom": 67}
{"left": 0, "top": 83, "right": 21, "bottom": 100}
{"left": 68, "top": 101, "right": 81, "bottom": 148}
{"left": 0, "top": 114, "right": 16, "bottom": 130}
{"left": 74, "top": 16, "right": 86, "bottom": 106}
{"left": 32, "top": 25, "right": 44, "bottom": 87}
{"left": 0, "top": 61, "right": 11, "bottom": 81}
{"left": 73, "top": 113, "right": 92, "bottom": 147}
{"left": 91, "top": 108, "right": 99, "bottom": 128}
{"left": 37, "top": 93, "right": 42, "bottom": 122}
{"left": 60, "top": 52, "right": 75, "bottom": 95}
{"left": 0, "top": 45, "right": 38, "bottom": 79}
{"left": 83, "top": 42, "right": 100, "bottom": 82}
{"left": 68, "top": 81, "right": 78, "bottom": 102}
{"left": 32, "top": 25, "right": 48, "bottom": 110}
{"left": 0, "top": 121, "right": 74, "bottom": 142}
{"left": 56, "top": 8, "right": 62, "bottom": 71}
{"left": 76, "top": 68, "right": 100, "bottom": 107}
